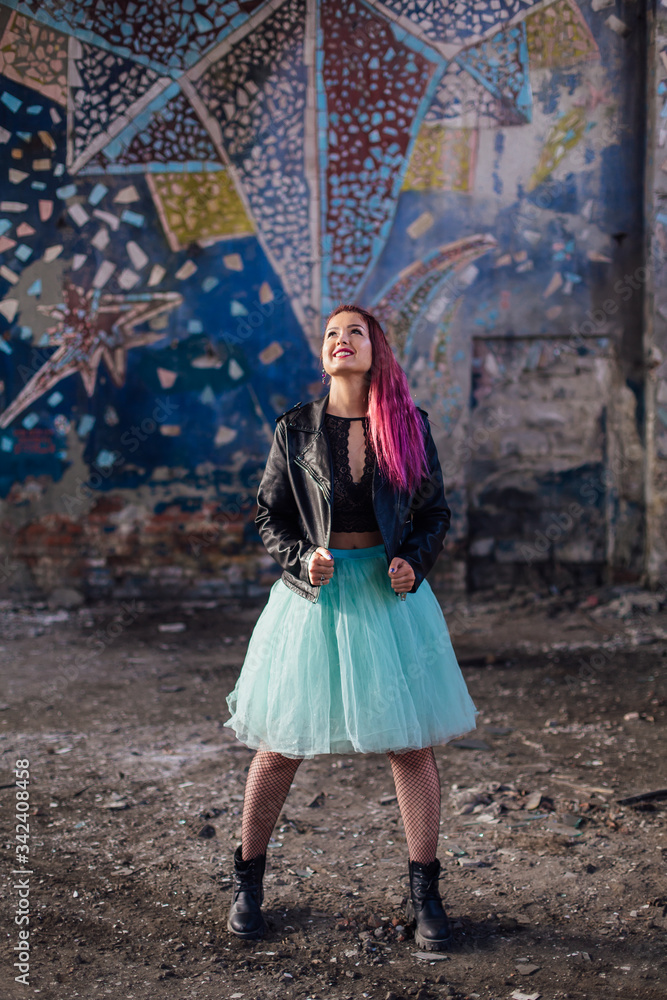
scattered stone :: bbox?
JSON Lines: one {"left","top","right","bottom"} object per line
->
{"left": 545, "top": 818, "right": 582, "bottom": 837}
{"left": 498, "top": 916, "right": 518, "bottom": 931}
{"left": 516, "top": 963, "right": 541, "bottom": 975}
{"left": 197, "top": 823, "right": 216, "bottom": 838}
{"left": 510, "top": 992, "right": 541, "bottom": 1000}
{"left": 591, "top": 590, "right": 663, "bottom": 619}
{"left": 307, "top": 791, "right": 326, "bottom": 807}
{"left": 617, "top": 788, "right": 667, "bottom": 806}
{"left": 412, "top": 951, "right": 450, "bottom": 961}
{"left": 525, "top": 792, "right": 542, "bottom": 810}
{"left": 444, "top": 843, "right": 467, "bottom": 857}
{"left": 452, "top": 789, "right": 491, "bottom": 814}
{"left": 449, "top": 738, "right": 491, "bottom": 751}
{"left": 159, "top": 684, "right": 185, "bottom": 693}
{"left": 99, "top": 795, "right": 129, "bottom": 810}
{"left": 559, "top": 812, "right": 583, "bottom": 828}
{"left": 157, "top": 622, "right": 186, "bottom": 632}
{"left": 380, "top": 793, "right": 398, "bottom": 805}
{"left": 47, "top": 587, "right": 84, "bottom": 609}
{"left": 498, "top": 796, "right": 524, "bottom": 811}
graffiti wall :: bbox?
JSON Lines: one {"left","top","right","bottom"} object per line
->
{"left": 0, "top": 0, "right": 652, "bottom": 599}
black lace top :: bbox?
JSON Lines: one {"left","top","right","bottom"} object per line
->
{"left": 324, "top": 413, "right": 379, "bottom": 532}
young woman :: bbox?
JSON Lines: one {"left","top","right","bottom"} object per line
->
{"left": 223, "top": 304, "right": 478, "bottom": 951}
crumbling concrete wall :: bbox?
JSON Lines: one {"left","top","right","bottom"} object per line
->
{"left": 644, "top": 0, "right": 667, "bottom": 589}
{"left": 428, "top": 1, "right": 650, "bottom": 593}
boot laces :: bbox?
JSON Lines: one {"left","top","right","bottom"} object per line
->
{"left": 411, "top": 861, "right": 441, "bottom": 902}
{"left": 415, "top": 872, "right": 440, "bottom": 901}
{"left": 233, "top": 858, "right": 264, "bottom": 901}
{"left": 233, "top": 882, "right": 261, "bottom": 903}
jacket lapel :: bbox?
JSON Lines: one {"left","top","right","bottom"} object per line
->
{"left": 289, "top": 395, "right": 332, "bottom": 503}
{"left": 287, "top": 395, "right": 407, "bottom": 521}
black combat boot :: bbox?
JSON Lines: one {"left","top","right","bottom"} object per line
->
{"left": 406, "top": 855, "right": 452, "bottom": 951}
{"left": 226, "top": 844, "right": 268, "bottom": 939}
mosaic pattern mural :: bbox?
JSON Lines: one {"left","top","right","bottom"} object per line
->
{"left": 424, "top": 22, "right": 532, "bottom": 129}
{"left": 194, "top": 0, "right": 313, "bottom": 334}
{"left": 318, "top": 0, "right": 442, "bottom": 308}
{"left": 373, "top": 0, "right": 549, "bottom": 46}
{"left": 0, "top": 0, "right": 266, "bottom": 75}
{"left": 85, "top": 86, "right": 223, "bottom": 173}
{"left": 402, "top": 126, "right": 477, "bottom": 193}
{"left": 0, "top": 0, "right": 645, "bottom": 588}
{"left": 68, "top": 42, "right": 164, "bottom": 169}
{"left": 0, "top": 10, "right": 68, "bottom": 105}
{"left": 525, "top": 0, "right": 598, "bottom": 70}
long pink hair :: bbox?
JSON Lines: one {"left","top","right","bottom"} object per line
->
{"left": 323, "top": 304, "right": 429, "bottom": 493}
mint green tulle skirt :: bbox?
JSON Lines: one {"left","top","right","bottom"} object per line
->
{"left": 223, "top": 544, "right": 478, "bottom": 758}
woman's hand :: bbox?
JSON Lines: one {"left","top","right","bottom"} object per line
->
{"left": 388, "top": 557, "right": 415, "bottom": 596}
{"left": 309, "top": 547, "right": 334, "bottom": 586}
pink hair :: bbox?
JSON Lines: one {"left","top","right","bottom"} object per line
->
{"left": 323, "top": 304, "right": 429, "bottom": 493}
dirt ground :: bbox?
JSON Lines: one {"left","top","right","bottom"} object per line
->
{"left": 1, "top": 580, "right": 666, "bottom": 1000}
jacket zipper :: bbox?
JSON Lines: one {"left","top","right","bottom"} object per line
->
{"left": 294, "top": 455, "right": 331, "bottom": 604}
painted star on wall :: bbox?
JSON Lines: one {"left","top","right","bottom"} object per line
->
{"left": 0, "top": 282, "right": 182, "bottom": 428}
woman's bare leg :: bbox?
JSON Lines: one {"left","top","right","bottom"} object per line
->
{"left": 386, "top": 746, "right": 441, "bottom": 863}
{"left": 241, "top": 750, "right": 304, "bottom": 860}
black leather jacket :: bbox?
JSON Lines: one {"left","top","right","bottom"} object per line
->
{"left": 255, "top": 394, "right": 451, "bottom": 603}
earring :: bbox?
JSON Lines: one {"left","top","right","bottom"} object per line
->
{"left": 321, "top": 367, "right": 330, "bottom": 384}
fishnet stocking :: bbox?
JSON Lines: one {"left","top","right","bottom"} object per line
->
{"left": 387, "top": 746, "right": 441, "bottom": 864}
{"left": 241, "top": 750, "right": 304, "bottom": 860}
